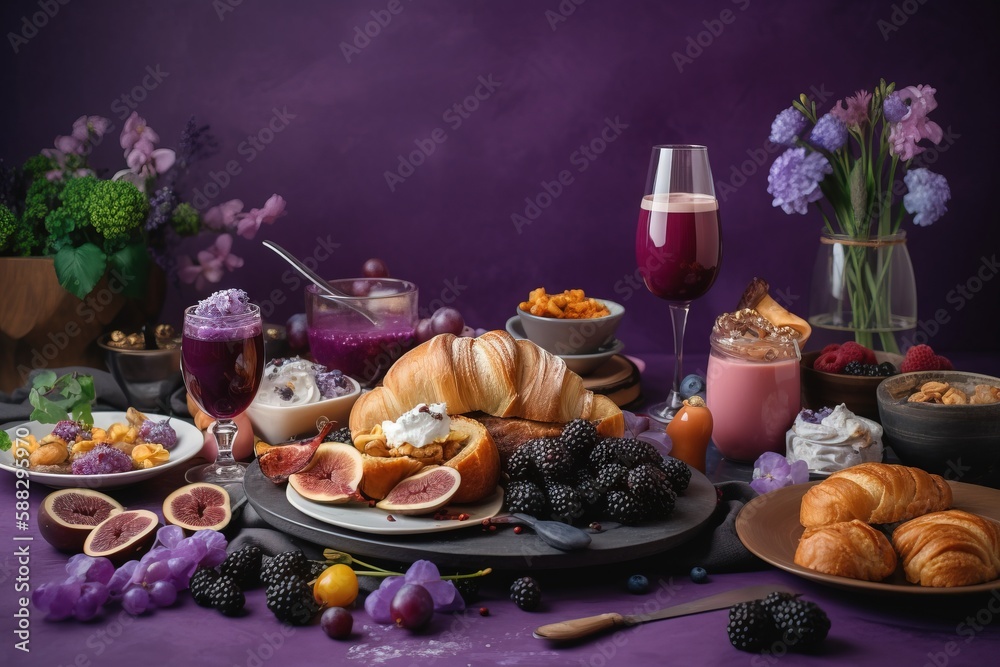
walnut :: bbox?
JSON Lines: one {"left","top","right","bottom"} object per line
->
{"left": 941, "top": 387, "right": 968, "bottom": 405}
{"left": 970, "top": 385, "right": 1000, "bottom": 405}
{"left": 920, "top": 381, "right": 951, "bottom": 394}
{"left": 908, "top": 392, "right": 933, "bottom": 403}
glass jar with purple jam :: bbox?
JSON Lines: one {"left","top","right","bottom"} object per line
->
{"left": 306, "top": 278, "right": 418, "bottom": 388}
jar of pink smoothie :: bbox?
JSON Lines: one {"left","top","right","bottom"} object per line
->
{"left": 706, "top": 311, "right": 801, "bottom": 462}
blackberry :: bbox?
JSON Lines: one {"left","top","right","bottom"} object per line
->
{"left": 220, "top": 545, "right": 263, "bottom": 589}
{"left": 325, "top": 426, "right": 353, "bottom": 446}
{"left": 505, "top": 445, "right": 540, "bottom": 482}
{"left": 260, "top": 550, "right": 311, "bottom": 586}
{"left": 842, "top": 360, "right": 868, "bottom": 376}
{"left": 189, "top": 567, "right": 220, "bottom": 607}
{"left": 615, "top": 438, "right": 663, "bottom": 468}
{"left": 504, "top": 480, "right": 547, "bottom": 516}
{"left": 657, "top": 457, "right": 691, "bottom": 493}
{"left": 595, "top": 463, "right": 630, "bottom": 492}
{"left": 574, "top": 471, "right": 603, "bottom": 508}
{"left": 266, "top": 576, "right": 320, "bottom": 625}
{"left": 606, "top": 489, "right": 646, "bottom": 524}
{"left": 545, "top": 482, "right": 583, "bottom": 523}
{"left": 770, "top": 598, "right": 830, "bottom": 650}
{"left": 877, "top": 361, "right": 898, "bottom": 377}
{"left": 627, "top": 464, "right": 676, "bottom": 520}
{"left": 589, "top": 437, "right": 623, "bottom": 469}
{"left": 560, "top": 419, "right": 597, "bottom": 464}
{"left": 509, "top": 576, "right": 541, "bottom": 611}
{"left": 452, "top": 576, "right": 480, "bottom": 603}
{"left": 208, "top": 575, "right": 245, "bottom": 616}
{"left": 726, "top": 600, "right": 777, "bottom": 652}
{"left": 759, "top": 591, "right": 797, "bottom": 615}
{"left": 531, "top": 439, "right": 574, "bottom": 482}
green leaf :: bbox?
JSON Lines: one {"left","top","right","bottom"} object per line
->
{"left": 31, "top": 370, "right": 57, "bottom": 392}
{"left": 0, "top": 431, "right": 11, "bottom": 452}
{"left": 107, "top": 242, "right": 149, "bottom": 299}
{"left": 29, "top": 392, "right": 70, "bottom": 424}
{"left": 27, "top": 372, "right": 96, "bottom": 425}
{"left": 54, "top": 243, "right": 106, "bottom": 299}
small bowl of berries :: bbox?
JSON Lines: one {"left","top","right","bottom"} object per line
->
{"left": 800, "top": 341, "right": 905, "bottom": 421}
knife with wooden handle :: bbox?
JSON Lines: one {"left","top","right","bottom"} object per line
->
{"left": 534, "top": 584, "right": 797, "bottom": 641}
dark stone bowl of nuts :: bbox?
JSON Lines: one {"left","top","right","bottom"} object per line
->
{"left": 876, "top": 371, "right": 1000, "bottom": 481}
{"left": 98, "top": 326, "right": 182, "bottom": 412}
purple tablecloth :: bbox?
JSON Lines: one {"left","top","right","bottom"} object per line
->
{"left": 4, "top": 352, "right": 1000, "bottom": 666}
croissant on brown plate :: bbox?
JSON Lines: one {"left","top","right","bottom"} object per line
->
{"left": 794, "top": 519, "right": 898, "bottom": 581}
{"left": 892, "top": 510, "right": 1000, "bottom": 587}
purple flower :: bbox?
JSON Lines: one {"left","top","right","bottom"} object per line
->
{"left": 766, "top": 148, "right": 832, "bottom": 215}
{"left": 830, "top": 90, "right": 871, "bottom": 128}
{"left": 364, "top": 560, "right": 464, "bottom": 623}
{"left": 808, "top": 113, "right": 848, "bottom": 152}
{"left": 178, "top": 235, "right": 245, "bottom": 290}
{"left": 883, "top": 92, "right": 908, "bottom": 123}
{"left": 769, "top": 107, "right": 808, "bottom": 147}
{"left": 903, "top": 168, "right": 950, "bottom": 227}
{"left": 235, "top": 194, "right": 287, "bottom": 239}
{"left": 888, "top": 85, "right": 943, "bottom": 160}
{"left": 750, "top": 452, "right": 809, "bottom": 494}
{"left": 202, "top": 199, "right": 244, "bottom": 231}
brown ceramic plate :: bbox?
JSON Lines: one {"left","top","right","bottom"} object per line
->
{"left": 735, "top": 480, "right": 1000, "bottom": 594}
{"left": 800, "top": 350, "right": 903, "bottom": 421}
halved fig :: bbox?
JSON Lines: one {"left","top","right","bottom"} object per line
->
{"left": 83, "top": 509, "right": 160, "bottom": 565}
{"left": 163, "top": 483, "right": 232, "bottom": 532}
{"left": 288, "top": 442, "right": 363, "bottom": 503}
{"left": 258, "top": 422, "right": 334, "bottom": 483}
{"left": 376, "top": 466, "right": 461, "bottom": 516}
{"left": 38, "top": 489, "right": 125, "bottom": 553}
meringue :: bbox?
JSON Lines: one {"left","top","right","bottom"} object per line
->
{"left": 785, "top": 404, "right": 883, "bottom": 473}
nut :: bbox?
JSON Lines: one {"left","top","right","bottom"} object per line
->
{"left": 941, "top": 387, "right": 968, "bottom": 405}
{"left": 908, "top": 392, "right": 933, "bottom": 403}
{"left": 970, "top": 385, "right": 1000, "bottom": 405}
{"left": 920, "top": 381, "right": 951, "bottom": 394}
{"left": 29, "top": 442, "right": 69, "bottom": 467}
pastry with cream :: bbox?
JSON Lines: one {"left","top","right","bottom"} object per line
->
{"left": 785, "top": 404, "right": 883, "bottom": 474}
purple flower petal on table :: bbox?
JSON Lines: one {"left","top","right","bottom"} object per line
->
{"left": 365, "top": 576, "right": 406, "bottom": 623}
{"left": 423, "top": 580, "right": 465, "bottom": 612}
{"left": 404, "top": 559, "right": 441, "bottom": 584}
{"left": 108, "top": 561, "right": 138, "bottom": 599}
{"left": 623, "top": 411, "right": 649, "bottom": 439}
{"left": 155, "top": 525, "right": 186, "bottom": 550}
{"left": 789, "top": 459, "right": 810, "bottom": 484}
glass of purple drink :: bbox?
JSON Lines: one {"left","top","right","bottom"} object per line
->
{"left": 306, "top": 278, "right": 418, "bottom": 388}
{"left": 181, "top": 290, "right": 265, "bottom": 484}
{"left": 635, "top": 145, "right": 722, "bottom": 423}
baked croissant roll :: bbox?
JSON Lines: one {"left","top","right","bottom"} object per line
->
{"left": 892, "top": 510, "right": 1000, "bottom": 587}
{"left": 799, "top": 463, "right": 952, "bottom": 528}
{"left": 794, "top": 520, "right": 897, "bottom": 581}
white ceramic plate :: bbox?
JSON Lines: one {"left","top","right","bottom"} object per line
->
{"left": 505, "top": 316, "right": 624, "bottom": 376}
{"left": 1, "top": 411, "right": 203, "bottom": 489}
{"left": 286, "top": 484, "right": 504, "bottom": 535}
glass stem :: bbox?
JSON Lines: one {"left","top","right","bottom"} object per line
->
{"left": 668, "top": 302, "right": 691, "bottom": 410}
{"left": 212, "top": 419, "right": 238, "bottom": 468}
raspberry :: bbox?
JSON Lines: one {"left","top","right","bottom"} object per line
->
{"left": 935, "top": 355, "right": 953, "bottom": 370}
{"left": 835, "top": 341, "right": 869, "bottom": 366}
{"left": 819, "top": 343, "right": 841, "bottom": 355}
{"left": 813, "top": 350, "right": 843, "bottom": 373}
{"left": 900, "top": 344, "right": 940, "bottom": 373}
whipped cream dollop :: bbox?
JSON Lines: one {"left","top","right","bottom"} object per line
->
{"left": 785, "top": 404, "right": 883, "bottom": 473}
{"left": 381, "top": 403, "right": 451, "bottom": 448}
{"left": 255, "top": 358, "right": 354, "bottom": 407}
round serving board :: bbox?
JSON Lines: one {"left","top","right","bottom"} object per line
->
{"left": 583, "top": 354, "right": 641, "bottom": 407}
{"left": 243, "top": 460, "right": 718, "bottom": 570}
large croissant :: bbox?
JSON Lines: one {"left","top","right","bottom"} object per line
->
{"left": 799, "top": 463, "right": 952, "bottom": 528}
{"left": 892, "top": 510, "right": 1000, "bottom": 587}
{"left": 349, "top": 330, "right": 624, "bottom": 435}
{"left": 794, "top": 519, "right": 897, "bottom": 581}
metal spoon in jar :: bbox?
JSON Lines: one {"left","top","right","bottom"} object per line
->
{"left": 261, "top": 240, "right": 378, "bottom": 325}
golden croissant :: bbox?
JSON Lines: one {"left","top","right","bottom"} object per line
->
{"left": 794, "top": 519, "right": 897, "bottom": 581}
{"left": 892, "top": 510, "right": 1000, "bottom": 587}
{"left": 799, "top": 463, "right": 952, "bottom": 529}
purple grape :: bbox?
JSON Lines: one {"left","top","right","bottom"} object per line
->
{"left": 286, "top": 313, "right": 309, "bottom": 350}
{"left": 122, "top": 586, "right": 150, "bottom": 615}
{"left": 430, "top": 307, "right": 464, "bottom": 337}
{"left": 389, "top": 583, "right": 435, "bottom": 631}
{"left": 362, "top": 258, "right": 390, "bottom": 278}
{"left": 75, "top": 582, "right": 109, "bottom": 621}
{"left": 48, "top": 581, "right": 82, "bottom": 621}
{"left": 148, "top": 581, "right": 178, "bottom": 608}
{"left": 351, "top": 279, "right": 372, "bottom": 297}
{"left": 66, "top": 554, "right": 115, "bottom": 585}
{"left": 459, "top": 325, "right": 475, "bottom": 337}
{"left": 321, "top": 607, "right": 354, "bottom": 639}
{"left": 108, "top": 561, "right": 138, "bottom": 599}
{"left": 414, "top": 318, "right": 435, "bottom": 344}
{"left": 143, "top": 560, "right": 171, "bottom": 584}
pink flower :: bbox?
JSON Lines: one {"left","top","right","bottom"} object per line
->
{"left": 888, "top": 85, "right": 944, "bottom": 160}
{"left": 120, "top": 112, "right": 160, "bottom": 152}
{"left": 235, "top": 194, "right": 286, "bottom": 239}
{"left": 71, "top": 115, "right": 112, "bottom": 142}
{"left": 54, "top": 134, "right": 84, "bottom": 155}
{"left": 177, "top": 235, "right": 244, "bottom": 290}
{"left": 830, "top": 90, "right": 871, "bottom": 128}
{"left": 202, "top": 199, "right": 244, "bottom": 231}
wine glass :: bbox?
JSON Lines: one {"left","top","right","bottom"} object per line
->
{"left": 635, "top": 145, "right": 722, "bottom": 423}
{"left": 181, "top": 302, "right": 265, "bottom": 484}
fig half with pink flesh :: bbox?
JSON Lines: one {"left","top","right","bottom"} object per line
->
{"left": 38, "top": 488, "right": 124, "bottom": 553}
{"left": 376, "top": 466, "right": 461, "bottom": 516}
{"left": 257, "top": 422, "right": 334, "bottom": 483}
{"left": 288, "top": 442, "right": 363, "bottom": 503}
{"left": 83, "top": 509, "right": 160, "bottom": 566}
{"left": 162, "top": 483, "right": 232, "bottom": 532}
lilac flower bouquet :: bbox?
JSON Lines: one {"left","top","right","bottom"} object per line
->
{"left": 765, "top": 80, "right": 950, "bottom": 352}
{"left": 0, "top": 113, "right": 286, "bottom": 299}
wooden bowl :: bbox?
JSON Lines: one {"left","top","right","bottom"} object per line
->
{"left": 800, "top": 350, "right": 903, "bottom": 421}
{"left": 877, "top": 371, "right": 1000, "bottom": 481}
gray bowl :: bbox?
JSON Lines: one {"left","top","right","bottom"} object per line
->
{"left": 517, "top": 299, "right": 624, "bottom": 356}
{"left": 98, "top": 335, "right": 183, "bottom": 412}
{"left": 876, "top": 371, "right": 1000, "bottom": 482}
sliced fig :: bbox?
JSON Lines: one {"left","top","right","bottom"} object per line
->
{"left": 38, "top": 489, "right": 125, "bottom": 553}
{"left": 258, "top": 422, "right": 334, "bottom": 483}
{"left": 376, "top": 466, "right": 461, "bottom": 516}
{"left": 83, "top": 509, "right": 160, "bottom": 566}
{"left": 163, "top": 483, "right": 232, "bottom": 532}
{"left": 288, "top": 442, "right": 363, "bottom": 503}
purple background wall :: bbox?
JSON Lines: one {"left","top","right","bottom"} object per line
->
{"left": 3, "top": 0, "right": 998, "bottom": 356}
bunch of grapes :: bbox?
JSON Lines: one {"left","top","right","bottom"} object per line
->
{"left": 32, "top": 526, "right": 229, "bottom": 620}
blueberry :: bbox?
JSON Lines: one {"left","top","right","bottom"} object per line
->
{"left": 680, "top": 374, "right": 706, "bottom": 399}
{"left": 690, "top": 567, "right": 708, "bottom": 584}
{"left": 627, "top": 574, "right": 649, "bottom": 594}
